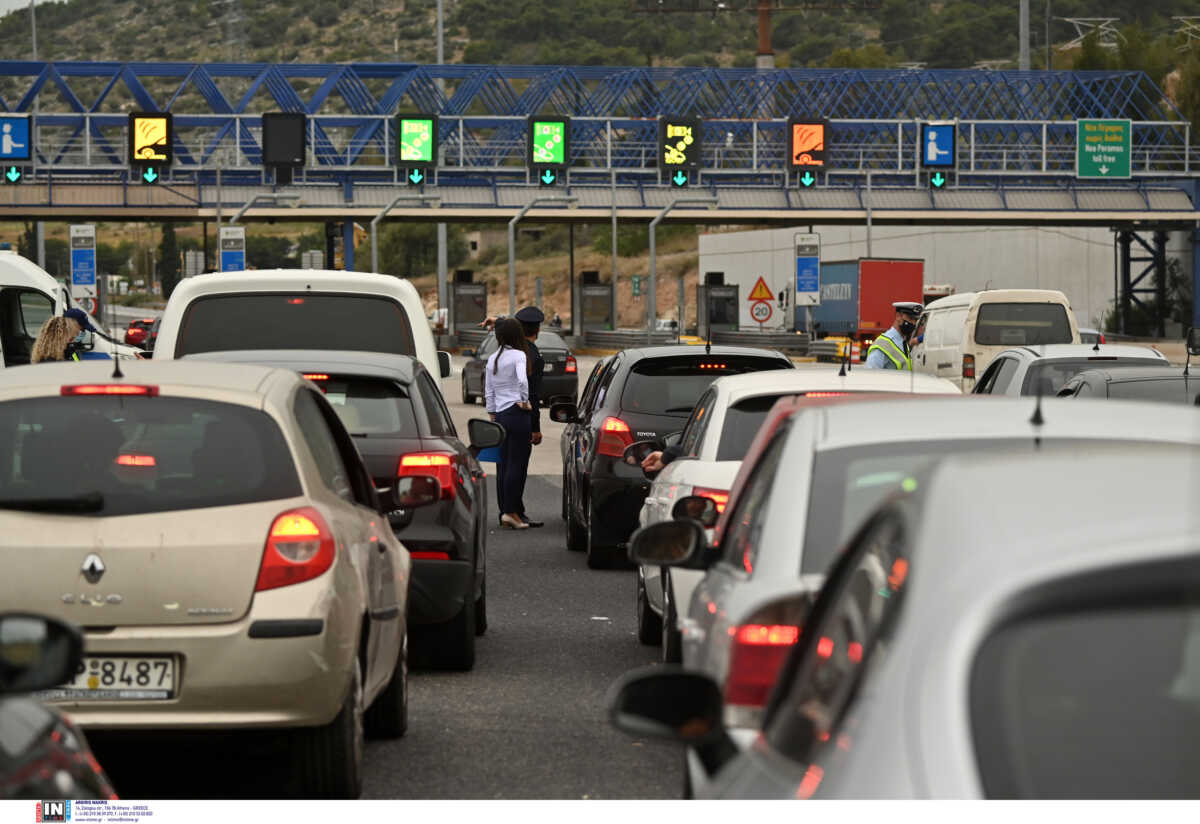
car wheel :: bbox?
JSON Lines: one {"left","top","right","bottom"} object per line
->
{"left": 433, "top": 588, "right": 476, "bottom": 671}
{"left": 364, "top": 632, "right": 408, "bottom": 739}
{"left": 566, "top": 483, "right": 587, "bottom": 553}
{"left": 560, "top": 466, "right": 569, "bottom": 521}
{"left": 585, "top": 496, "right": 611, "bottom": 570}
{"left": 636, "top": 570, "right": 663, "bottom": 646}
{"left": 661, "top": 575, "right": 683, "bottom": 664}
{"left": 294, "top": 660, "right": 364, "bottom": 798}
{"left": 462, "top": 376, "right": 474, "bottom": 405}
{"left": 474, "top": 576, "right": 487, "bottom": 637}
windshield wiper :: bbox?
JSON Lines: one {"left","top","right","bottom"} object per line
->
{"left": 0, "top": 492, "right": 104, "bottom": 513}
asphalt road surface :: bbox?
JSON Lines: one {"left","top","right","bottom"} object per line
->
{"left": 88, "top": 355, "right": 682, "bottom": 799}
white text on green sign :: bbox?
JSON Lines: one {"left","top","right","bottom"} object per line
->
{"left": 1077, "top": 119, "right": 1131, "bottom": 179}
{"left": 399, "top": 119, "right": 435, "bottom": 164}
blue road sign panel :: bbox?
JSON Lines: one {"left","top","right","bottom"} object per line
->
{"left": 921, "top": 123, "right": 956, "bottom": 168}
{"left": 221, "top": 250, "right": 245, "bottom": 272}
{"left": 0, "top": 115, "right": 31, "bottom": 161}
{"left": 71, "top": 248, "right": 96, "bottom": 287}
{"left": 796, "top": 256, "right": 819, "bottom": 294}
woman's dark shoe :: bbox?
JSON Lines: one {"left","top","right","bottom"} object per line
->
{"left": 521, "top": 517, "right": 545, "bottom": 528}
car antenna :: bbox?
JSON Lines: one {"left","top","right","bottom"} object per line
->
{"left": 111, "top": 351, "right": 124, "bottom": 380}
{"left": 838, "top": 344, "right": 849, "bottom": 377}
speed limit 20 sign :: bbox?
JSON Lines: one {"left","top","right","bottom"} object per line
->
{"left": 750, "top": 300, "right": 773, "bottom": 324}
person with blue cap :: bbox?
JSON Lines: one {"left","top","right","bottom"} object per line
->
{"left": 62, "top": 308, "right": 114, "bottom": 360}
{"left": 864, "top": 301, "right": 923, "bottom": 370}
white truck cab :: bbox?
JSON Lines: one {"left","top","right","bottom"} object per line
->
{"left": 0, "top": 251, "right": 138, "bottom": 366}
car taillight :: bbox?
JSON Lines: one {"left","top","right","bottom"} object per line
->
{"left": 596, "top": 416, "right": 633, "bottom": 457}
{"left": 1099, "top": 333, "right": 1106, "bottom": 344}
{"left": 693, "top": 486, "right": 729, "bottom": 513}
{"left": 115, "top": 454, "right": 156, "bottom": 467}
{"left": 302, "top": 373, "right": 330, "bottom": 381}
{"left": 725, "top": 623, "right": 801, "bottom": 708}
{"left": 565, "top": 355, "right": 577, "bottom": 374}
{"left": 256, "top": 507, "right": 336, "bottom": 592}
{"left": 61, "top": 385, "right": 158, "bottom": 396}
{"left": 962, "top": 354, "right": 975, "bottom": 380}
{"left": 801, "top": 392, "right": 848, "bottom": 398}
{"left": 399, "top": 452, "right": 457, "bottom": 499}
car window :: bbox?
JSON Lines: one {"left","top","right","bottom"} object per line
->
{"left": 416, "top": 372, "right": 456, "bottom": 436}
{"left": 310, "top": 375, "right": 418, "bottom": 436}
{"left": 912, "top": 312, "right": 929, "bottom": 346}
{"left": 0, "top": 395, "right": 301, "bottom": 516}
{"left": 971, "top": 591, "right": 1200, "bottom": 798}
{"left": 973, "top": 359, "right": 1005, "bottom": 394}
{"left": 577, "top": 359, "right": 606, "bottom": 413}
{"left": 176, "top": 293, "right": 416, "bottom": 357}
{"left": 592, "top": 357, "right": 621, "bottom": 412}
{"left": 621, "top": 355, "right": 790, "bottom": 418}
{"left": 989, "top": 356, "right": 1021, "bottom": 394}
{"left": 19, "top": 291, "right": 53, "bottom": 336}
{"left": 293, "top": 388, "right": 354, "bottom": 502}
{"left": 678, "top": 388, "right": 716, "bottom": 457}
{"left": 764, "top": 511, "right": 909, "bottom": 780}
{"left": 922, "top": 311, "right": 944, "bottom": 348}
{"left": 1021, "top": 359, "right": 1164, "bottom": 396}
{"left": 307, "top": 388, "right": 378, "bottom": 509}
{"left": 721, "top": 423, "right": 789, "bottom": 573}
{"left": 477, "top": 333, "right": 498, "bottom": 359}
{"left": 535, "top": 331, "right": 566, "bottom": 350}
{"left": 716, "top": 394, "right": 787, "bottom": 460}
{"left": 974, "top": 303, "right": 1072, "bottom": 347}
{"left": 1107, "top": 378, "right": 1198, "bottom": 405}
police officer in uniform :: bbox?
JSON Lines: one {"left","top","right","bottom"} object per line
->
{"left": 865, "top": 301, "right": 923, "bottom": 370}
{"left": 511, "top": 306, "right": 546, "bottom": 527}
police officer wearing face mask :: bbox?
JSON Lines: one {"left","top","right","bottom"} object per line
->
{"left": 865, "top": 301, "right": 923, "bottom": 370}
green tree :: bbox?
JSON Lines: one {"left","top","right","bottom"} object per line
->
{"left": 246, "top": 234, "right": 295, "bottom": 269}
{"left": 158, "top": 223, "right": 182, "bottom": 300}
{"left": 98, "top": 241, "right": 134, "bottom": 276}
{"left": 1176, "top": 50, "right": 1200, "bottom": 130}
{"left": 376, "top": 223, "right": 468, "bottom": 277}
{"left": 1073, "top": 31, "right": 1116, "bottom": 71}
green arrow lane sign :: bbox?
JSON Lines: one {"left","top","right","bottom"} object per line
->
{"left": 142, "top": 167, "right": 159, "bottom": 184}
{"left": 408, "top": 168, "right": 425, "bottom": 185}
{"left": 5, "top": 166, "right": 21, "bottom": 183}
{"left": 800, "top": 171, "right": 815, "bottom": 188}
{"left": 1077, "top": 119, "right": 1131, "bottom": 179}
{"left": 930, "top": 172, "right": 946, "bottom": 189}
{"left": 540, "top": 169, "right": 557, "bottom": 185}
{"left": 672, "top": 170, "right": 688, "bottom": 187}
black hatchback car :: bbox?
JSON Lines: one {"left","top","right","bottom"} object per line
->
{"left": 461, "top": 329, "right": 578, "bottom": 406}
{"left": 1057, "top": 365, "right": 1199, "bottom": 405}
{"left": 552, "top": 346, "right": 793, "bottom": 569}
{"left": 189, "top": 349, "right": 492, "bottom": 670}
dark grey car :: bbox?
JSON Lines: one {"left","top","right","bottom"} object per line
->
{"left": 461, "top": 330, "right": 578, "bottom": 407}
{"left": 1057, "top": 365, "right": 1199, "bottom": 405}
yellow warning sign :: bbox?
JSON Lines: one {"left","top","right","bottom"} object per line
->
{"left": 747, "top": 276, "right": 774, "bottom": 302}
{"left": 128, "top": 112, "right": 172, "bottom": 166}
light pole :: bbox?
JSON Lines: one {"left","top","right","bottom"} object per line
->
{"left": 508, "top": 196, "right": 577, "bottom": 315}
{"left": 647, "top": 197, "right": 717, "bottom": 343}
{"left": 30, "top": 0, "right": 45, "bottom": 269}
{"left": 435, "top": 0, "right": 448, "bottom": 321}
{"left": 229, "top": 193, "right": 301, "bottom": 224}
{"left": 370, "top": 193, "right": 440, "bottom": 273}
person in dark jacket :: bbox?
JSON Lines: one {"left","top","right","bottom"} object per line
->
{"left": 513, "top": 306, "right": 546, "bottom": 527}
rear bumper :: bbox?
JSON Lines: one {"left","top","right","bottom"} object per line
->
{"left": 408, "top": 558, "right": 473, "bottom": 624}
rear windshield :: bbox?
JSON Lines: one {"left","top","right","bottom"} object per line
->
{"left": 0, "top": 396, "right": 301, "bottom": 517}
{"left": 971, "top": 601, "right": 1200, "bottom": 798}
{"left": 310, "top": 376, "right": 417, "bottom": 436}
{"left": 716, "top": 394, "right": 786, "bottom": 461}
{"left": 1022, "top": 358, "right": 1164, "bottom": 395}
{"left": 536, "top": 331, "right": 567, "bottom": 350}
{"left": 974, "top": 303, "right": 1072, "bottom": 347}
{"left": 621, "top": 356, "right": 790, "bottom": 417}
{"left": 1108, "top": 378, "right": 1198, "bottom": 405}
{"left": 176, "top": 294, "right": 416, "bottom": 357}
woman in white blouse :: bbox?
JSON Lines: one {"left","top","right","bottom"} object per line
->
{"left": 485, "top": 318, "right": 534, "bottom": 529}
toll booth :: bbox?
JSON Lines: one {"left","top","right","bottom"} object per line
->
{"left": 697, "top": 284, "right": 739, "bottom": 339}
{"left": 451, "top": 282, "right": 487, "bottom": 334}
{"left": 580, "top": 284, "right": 614, "bottom": 331}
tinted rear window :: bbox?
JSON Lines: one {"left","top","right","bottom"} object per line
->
{"left": 1021, "top": 358, "right": 1164, "bottom": 395}
{"left": 716, "top": 394, "right": 786, "bottom": 461}
{"left": 971, "top": 601, "right": 1200, "bottom": 798}
{"left": 0, "top": 396, "right": 301, "bottom": 517}
{"left": 536, "top": 331, "right": 567, "bottom": 350}
{"left": 1107, "top": 378, "right": 1198, "bottom": 405}
{"left": 621, "top": 356, "right": 790, "bottom": 417}
{"left": 310, "top": 376, "right": 418, "bottom": 436}
{"left": 974, "top": 303, "right": 1072, "bottom": 346}
{"left": 176, "top": 294, "right": 415, "bottom": 357}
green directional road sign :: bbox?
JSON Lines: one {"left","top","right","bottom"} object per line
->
{"left": 4, "top": 165, "right": 23, "bottom": 184}
{"left": 538, "top": 168, "right": 559, "bottom": 186}
{"left": 799, "top": 170, "right": 816, "bottom": 188}
{"left": 670, "top": 170, "right": 688, "bottom": 187}
{"left": 632, "top": 275, "right": 642, "bottom": 297}
{"left": 397, "top": 115, "right": 437, "bottom": 168}
{"left": 1076, "top": 119, "right": 1131, "bottom": 179}
{"left": 929, "top": 171, "right": 947, "bottom": 189}
{"left": 529, "top": 117, "right": 569, "bottom": 167}
{"left": 141, "top": 167, "right": 160, "bottom": 185}
{"left": 407, "top": 168, "right": 426, "bottom": 186}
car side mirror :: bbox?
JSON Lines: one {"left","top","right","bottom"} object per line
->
{"left": 663, "top": 430, "right": 683, "bottom": 448}
{"left": 0, "top": 612, "right": 83, "bottom": 694}
{"left": 549, "top": 402, "right": 578, "bottom": 424}
{"left": 81, "top": 331, "right": 95, "bottom": 351}
{"left": 608, "top": 666, "right": 727, "bottom": 746}
{"left": 438, "top": 351, "right": 452, "bottom": 378}
{"left": 672, "top": 495, "right": 719, "bottom": 529}
{"left": 468, "top": 418, "right": 505, "bottom": 451}
{"left": 622, "top": 440, "right": 660, "bottom": 468}
{"left": 380, "top": 475, "right": 441, "bottom": 529}
{"left": 1187, "top": 326, "right": 1200, "bottom": 357}
{"left": 627, "top": 519, "right": 707, "bottom": 567}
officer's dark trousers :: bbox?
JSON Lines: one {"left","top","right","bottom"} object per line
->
{"left": 495, "top": 405, "right": 532, "bottom": 517}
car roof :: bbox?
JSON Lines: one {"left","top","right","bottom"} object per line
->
{"left": 712, "top": 367, "right": 959, "bottom": 403}
{"left": 997, "top": 343, "right": 1166, "bottom": 361}
{"left": 923, "top": 288, "right": 1068, "bottom": 311}
{"left": 618, "top": 344, "right": 790, "bottom": 362}
{"left": 164, "top": 268, "right": 421, "bottom": 304}
{"left": 1070, "top": 365, "right": 1193, "bottom": 381}
{"left": 182, "top": 349, "right": 418, "bottom": 384}
{"left": 0, "top": 359, "right": 297, "bottom": 400}
{"left": 813, "top": 395, "right": 1200, "bottom": 451}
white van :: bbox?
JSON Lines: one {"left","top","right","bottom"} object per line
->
{"left": 153, "top": 269, "right": 449, "bottom": 378}
{"left": 911, "top": 289, "right": 1080, "bottom": 391}
{"left": 0, "top": 251, "right": 141, "bottom": 366}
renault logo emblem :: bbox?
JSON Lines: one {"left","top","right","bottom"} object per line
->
{"left": 81, "top": 553, "right": 105, "bottom": 584}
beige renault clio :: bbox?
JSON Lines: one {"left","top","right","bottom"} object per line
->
{"left": 0, "top": 360, "right": 441, "bottom": 798}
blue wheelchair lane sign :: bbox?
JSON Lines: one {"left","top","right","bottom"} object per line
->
{"left": 920, "top": 122, "right": 956, "bottom": 168}
{"left": 0, "top": 115, "right": 30, "bottom": 161}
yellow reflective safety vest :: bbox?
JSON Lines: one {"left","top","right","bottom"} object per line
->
{"left": 865, "top": 329, "right": 912, "bottom": 370}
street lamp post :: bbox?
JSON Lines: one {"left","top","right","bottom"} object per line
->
{"left": 507, "top": 196, "right": 577, "bottom": 316}
{"left": 370, "top": 193, "right": 441, "bottom": 273}
{"left": 647, "top": 197, "right": 717, "bottom": 343}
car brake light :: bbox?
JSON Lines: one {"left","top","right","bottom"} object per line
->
{"left": 565, "top": 355, "right": 577, "bottom": 374}
{"left": 256, "top": 507, "right": 336, "bottom": 592}
{"left": 802, "top": 392, "right": 848, "bottom": 398}
{"left": 302, "top": 373, "right": 330, "bottom": 381}
{"left": 962, "top": 354, "right": 975, "bottom": 379}
{"left": 115, "top": 454, "right": 156, "bottom": 467}
{"left": 410, "top": 551, "right": 451, "bottom": 560}
{"left": 287, "top": 298, "right": 305, "bottom": 305}
{"left": 399, "top": 452, "right": 457, "bottom": 499}
{"left": 61, "top": 385, "right": 158, "bottom": 396}
{"left": 725, "top": 623, "right": 801, "bottom": 708}
{"left": 693, "top": 486, "right": 729, "bottom": 514}
{"left": 596, "top": 416, "right": 633, "bottom": 457}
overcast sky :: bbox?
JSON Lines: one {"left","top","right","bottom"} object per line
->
{"left": 0, "top": 1, "right": 50, "bottom": 20}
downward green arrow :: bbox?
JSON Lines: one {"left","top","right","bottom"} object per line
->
{"left": 931, "top": 172, "right": 945, "bottom": 189}
{"left": 672, "top": 170, "right": 687, "bottom": 186}
{"left": 409, "top": 168, "right": 424, "bottom": 184}
{"left": 800, "top": 171, "right": 815, "bottom": 187}
{"left": 142, "top": 167, "right": 159, "bottom": 184}
{"left": 5, "top": 166, "right": 20, "bottom": 183}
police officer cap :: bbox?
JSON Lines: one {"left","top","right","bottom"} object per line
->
{"left": 515, "top": 306, "right": 545, "bottom": 324}
{"left": 893, "top": 301, "right": 923, "bottom": 316}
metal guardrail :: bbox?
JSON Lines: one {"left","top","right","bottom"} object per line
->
{"left": 710, "top": 330, "right": 810, "bottom": 353}
{"left": 584, "top": 330, "right": 680, "bottom": 349}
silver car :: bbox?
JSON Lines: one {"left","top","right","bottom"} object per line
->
{"left": 971, "top": 342, "right": 1167, "bottom": 396}
{"left": 613, "top": 444, "right": 1200, "bottom": 798}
